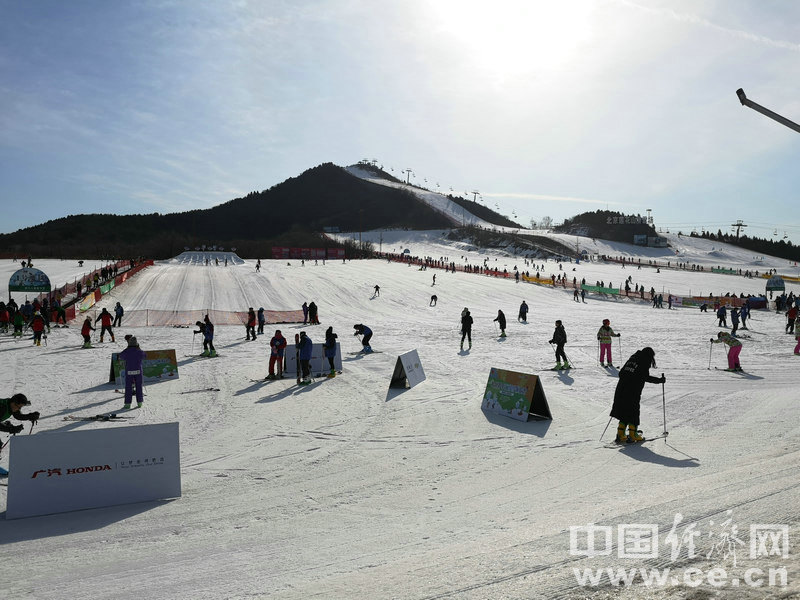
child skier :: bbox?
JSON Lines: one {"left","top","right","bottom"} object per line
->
{"left": 610, "top": 347, "right": 665, "bottom": 443}
{"left": 353, "top": 324, "right": 373, "bottom": 352}
{"left": 268, "top": 330, "right": 287, "bottom": 379}
{"left": 81, "top": 316, "right": 95, "bottom": 348}
{"left": 493, "top": 309, "right": 507, "bottom": 337}
{"left": 194, "top": 316, "right": 217, "bottom": 357}
{"left": 245, "top": 308, "right": 257, "bottom": 340}
{"left": 597, "top": 319, "right": 621, "bottom": 367}
{"left": 548, "top": 320, "right": 569, "bottom": 369}
{"left": 324, "top": 326, "right": 338, "bottom": 377}
{"left": 30, "top": 311, "right": 46, "bottom": 346}
{"left": 711, "top": 331, "right": 743, "bottom": 371}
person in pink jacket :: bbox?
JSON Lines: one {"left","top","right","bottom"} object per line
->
{"left": 711, "top": 331, "right": 743, "bottom": 371}
{"left": 597, "top": 319, "right": 621, "bottom": 367}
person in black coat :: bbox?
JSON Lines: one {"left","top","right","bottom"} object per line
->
{"left": 493, "top": 309, "right": 507, "bottom": 337}
{"left": 460, "top": 308, "right": 473, "bottom": 351}
{"left": 548, "top": 320, "right": 568, "bottom": 369}
{"left": 610, "top": 347, "right": 665, "bottom": 443}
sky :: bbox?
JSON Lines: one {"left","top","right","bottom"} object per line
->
{"left": 2, "top": 0, "right": 800, "bottom": 244}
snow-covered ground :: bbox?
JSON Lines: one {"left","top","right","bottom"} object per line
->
{"left": 1, "top": 232, "right": 799, "bottom": 600}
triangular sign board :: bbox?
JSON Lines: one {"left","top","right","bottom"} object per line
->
{"left": 389, "top": 349, "right": 426, "bottom": 389}
{"left": 481, "top": 367, "right": 552, "bottom": 421}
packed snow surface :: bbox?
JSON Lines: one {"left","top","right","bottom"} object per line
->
{"left": 1, "top": 231, "right": 799, "bottom": 600}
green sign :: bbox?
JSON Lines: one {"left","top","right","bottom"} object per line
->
{"left": 481, "top": 367, "right": 551, "bottom": 421}
{"left": 8, "top": 267, "right": 51, "bottom": 293}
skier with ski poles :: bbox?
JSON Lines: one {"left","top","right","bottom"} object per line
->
{"left": 710, "top": 331, "right": 743, "bottom": 372}
{"left": 194, "top": 315, "right": 217, "bottom": 357}
{"left": 0, "top": 394, "right": 39, "bottom": 436}
{"left": 81, "top": 316, "right": 95, "bottom": 348}
{"left": 548, "top": 320, "right": 569, "bottom": 369}
{"left": 597, "top": 319, "right": 621, "bottom": 367}
{"left": 610, "top": 347, "right": 665, "bottom": 443}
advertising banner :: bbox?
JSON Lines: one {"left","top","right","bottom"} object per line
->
{"left": 285, "top": 342, "right": 342, "bottom": 377}
{"left": 389, "top": 349, "right": 426, "bottom": 389}
{"left": 111, "top": 349, "right": 179, "bottom": 385}
{"left": 6, "top": 423, "right": 181, "bottom": 519}
{"left": 8, "top": 267, "right": 51, "bottom": 293}
{"left": 481, "top": 367, "right": 552, "bottom": 422}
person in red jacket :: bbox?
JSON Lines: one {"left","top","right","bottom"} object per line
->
{"left": 268, "top": 330, "right": 287, "bottom": 379}
{"left": 30, "top": 311, "right": 47, "bottom": 346}
{"left": 81, "top": 317, "right": 95, "bottom": 348}
{"left": 786, "top": 305, "right": 798, "bottom": 334}
{"left": 95, "top": 307, "right": 115, "bottom": 343}
{"left": 245, "top": 307, "right": 257, "bottom": 340}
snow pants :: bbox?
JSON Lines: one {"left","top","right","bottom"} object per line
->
{"left": 269, "top": 353, "right": 284, "bottom": 376}
{"left": 125, "top": 371, "right": 144, "bottom": 405}
{"left": 600, "top": 343, "right": 612, "bottom": 364}
{"left": 727, "top": 345, "right": 742, "bottom": 370}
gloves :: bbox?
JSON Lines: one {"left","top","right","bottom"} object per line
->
{"left": 709, "top": 338, "right": 714, "bottom": 342}
{"left": 26, "top": 411, "right": 40, "bottom": 423}
{"left": 660, "top": 376, "right": 666, "bottom": 384}
{"left": 8, "top": 423, "right": 24, "bottom": 435}
{"left": 353, "top": 332, "right": 359, "bottom": 336}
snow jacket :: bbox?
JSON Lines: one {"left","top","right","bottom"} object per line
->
{"left": 519, "top": 302, "right": 528, "bottom": 317}
{"left": 597, "top": 325, "right": 619, "bottom": 344}
{"left": 257, "top": 309, "right": 265, "bottom": 324}
{"left": 96, "top": 311, "right": 112, "bottom": 327}
{"left": 119, "top": 345, "right": 146, "bottom": 373}
{"left": 460, "top": 312, "right": 473, "bottom": 333}
{"left": 247, "top": 310, "right": 256, "bottom": 327}
{"left": 549, "top": 325, "right": 567, "bottom": 345}
{"left": 31, "top": 314, "right": 46, "bottom": 333}
{"left": 716, "top": 306, "right": 727, "bottom": 318}
{"left": 324, "top": 328, "right": 338, "bottom": 358}
{"left": 354, "top": 324, "right": 372, "bottom": 337}
{"left": 270, "top": 334, "right": 287, "bottom": 357}
{"left": 610, "top": 349, "right": 663, "bottom": 426}
{"left": 195, "top": 322, "right": 215, "bottom": 341}
{"left": 493, "top": 311, "right": 506, "bottom": 329}
{"left": 81, "top": 319, "right": 95, "bottom": 336}
{"left": 712, "top": 332, "right": 742, "bottom": 348}
{"left": 297, "top": 334, "right": 313, "bottom": 360}
{"left": 114, "top": 304, "right": 124, "bottom": 317}
{"left": 0, "top": 398, "right": 37, "bottom": 433}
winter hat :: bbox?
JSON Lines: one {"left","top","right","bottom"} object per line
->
{"left": 127, "top": 336, "right": 139, "bottom": 348}
{"left": 603, "top": 319, "right": 610, "bottom": 326}
{"left": 717, "top": 331, "right": 726, "bottom": 338}
{"left": 10, "top": 393, "right": 29, "bottom": 406}
{"left": 300, "top": 331, "right": 307, "bottom": 337}
{"left": 195, "top": 321, "right": 203, "bottom": 327}
{"left": 556, "top": 320, "right": 562, "bottom": 326}
{"left": 275, "top": 329, "right": 281, "bottom": 335}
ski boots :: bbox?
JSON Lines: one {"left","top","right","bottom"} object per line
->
{"left": 266, "top": 374, "right": 277, "bottom": 380}
{"left": 200, "top": 350, "right": 210, "bottom": 357}
{"left": 327, "top": 370, "right": 336, "bottom": 378}
{"left": 122, "top": 404, "right": 132, "bottom": 410}
{"left": 137, "top": 402, "right": 143, "bottom": 408}
{"left": 615, "top": 423, "right": 628, "bottom": 444}
{"left": 561, "top": 362, "right": 570, "bottom": 369}
{"left": 555, "top": 362, "right": 562, "bottom": 370}
{"left": 208, "top": 350, "right": 217, "bottom": 358}
{"left": 627, "top": 424, "right": 644, "bottom": 443}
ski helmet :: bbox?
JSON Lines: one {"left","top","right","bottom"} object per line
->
{"left": 603, "top": 319, "right": 610, "bottom": 326}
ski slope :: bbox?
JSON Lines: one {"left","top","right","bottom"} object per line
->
{"left": 1, "top": 233, "right": 798, "bottom": 600}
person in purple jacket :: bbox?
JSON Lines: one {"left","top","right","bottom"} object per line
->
{"left": 119, "top": 335, "right": 146, "bottom": 408}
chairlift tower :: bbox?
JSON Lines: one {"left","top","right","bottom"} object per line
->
{"left": 731, "top": 219, "right": 748, "bottom": 239}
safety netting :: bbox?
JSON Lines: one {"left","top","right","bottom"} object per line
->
{"left": 93, "top": 309, "right": 306, "bottom": 327}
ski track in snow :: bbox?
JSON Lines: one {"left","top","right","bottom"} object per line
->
{"left": 0, "top": 234, "right": 799, "bottom": 600}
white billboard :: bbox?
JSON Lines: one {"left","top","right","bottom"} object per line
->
{"left": 6, "top": 423, "right": 181, "bottom": 519}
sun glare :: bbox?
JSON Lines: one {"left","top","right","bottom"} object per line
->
{"left": 427, "top": 0, "right": 594, "bottom": 78}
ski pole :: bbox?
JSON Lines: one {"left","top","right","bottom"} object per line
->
{"left": 661, "top": 376, "right": 668, "bottom": 436}
{"left": 597, "top": 339, "right": 601, "bottom": 364}
{"left": 191, "top": 331, "right": 197, "bottom": 355}
{"left": 707, "top": 341, "right": 713, "bottom": 369}
{"left": 600, "top": 416, "right": 613, "bottom": 441}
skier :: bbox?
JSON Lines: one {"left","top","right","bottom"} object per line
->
{"left": 518, "top": 301, "right": 528, "bottom": 323}
{"left": 786, "top": 304, "right": 797, "bottom": 334}
{"left": 716, "top": 305, "right": 727, "bottom": 327}
{"left": 302, "top": 302, "right": 309, "bottom": 325}
{"left": 794, "top": 328, "right": 800, "bottom": 356}
{"left": 740, "top": 303, "right": 749, "bottom": 329}
{"left": 28, "top": 311, "right": 46, "bottom": 346}
{"left": 430, "top": 294, "right": 438, "bottom": 307}
{"left": 323, "top": 326, "right": 338, "bottom": 377}
{"left": 267, "top": 330, "right": 287, "bottom": 379}
{"left": 113, "top": 302, "right": 124, "bottom": 327}
{"left": 432, "top": 274, "right": 436, "bottom": 286}
{"left": 257, "top": 307, "right": 266, "bottom": 335}
{"left": 194, "top": 316, "right": 217, "bottom": 357}
{"left": 95, "top": 307, "right": 115, "bottom": 343}
{"left": 12, "top": 311, "right": 24, "bottom": 338}
{"left": 597, "top": 319, "right": 621, "bottom": 367}
{"left": 373, "top": 285, "right": 381, "bottom": 298}
{"left": 308, "top": 301, "right": 319, "bottom": 325}
{"left": 0, "top": 394, "right": 39, "bottom": 436}
{"left": 730, "top": 307, "right": 740, "bottom": 337}
{"left": 711, "top": 331, "right": 743, "bottom": 371}
{"left": 296, "top": 331, "right": 313, "bottom": 385}
{"left": 493, "top": 309, "right": 507, "bottom": 337}
{"left": 548, "top": 320, "right": 569, "bottom": 369}
{"left": 245, "top": 308, "right": 256, "bottom": 340}
{"left": 81, "top": 316, "right": 95, "bottom": 348}
{"left": 460, "top": 308, "right": 473, "bottom": 351}
{"left": 610, "top": 347, "right": 665, "bottom": 443}
{"left": 353, "top": 324, "right": 373, "bottom": 352}
{"left": 119, "top": 336, "right": 146, "bottom": 408}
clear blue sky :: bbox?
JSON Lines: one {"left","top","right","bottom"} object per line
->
{"left": 2, "top": 1, "right": 800, "bottom": 245}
